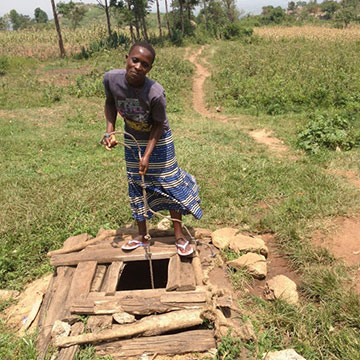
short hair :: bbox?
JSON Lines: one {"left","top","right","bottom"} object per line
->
{"left": 129, "top": 42, "right": 156, "bottom": 64}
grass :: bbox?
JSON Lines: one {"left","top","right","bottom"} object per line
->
{"left": 1, "top": 26, "right": 360, "bottom": 359}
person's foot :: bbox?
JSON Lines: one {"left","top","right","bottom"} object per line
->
{"left": 122, "top": 235, "right": 150, "bottom": 251}
{"left": 175, "top": 238, "right": 194, "bottom": 257}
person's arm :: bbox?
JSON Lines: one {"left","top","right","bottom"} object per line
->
{"left": 139, "top": 120, "right": 163, "bottom": 175}
{"left": 104, "top": 96, "right": 118, "bottom": 148}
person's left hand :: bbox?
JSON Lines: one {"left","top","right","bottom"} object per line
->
{"left": 139, "top": 156, "right": 149, "bottom": 175}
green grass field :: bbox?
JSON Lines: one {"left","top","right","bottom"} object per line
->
{"left": 1, "top": 26, "right": 360, "bottom": 359}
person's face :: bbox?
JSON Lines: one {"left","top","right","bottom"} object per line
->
{"left": 125, "top": 46, "right": 153, "bottom": 87}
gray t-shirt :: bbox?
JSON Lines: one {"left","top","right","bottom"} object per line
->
{"left": 103, "top": 69, "right": 170, "bottom": 140}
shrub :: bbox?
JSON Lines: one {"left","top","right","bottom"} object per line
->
{"left": 222, "top": 23, "right": 253, "bottom": 40}
{"left": 296, "top": 113, "right": 360, "bottom": 153}
{"left": 0, "top": 56, "right": 9, "bottom": 75}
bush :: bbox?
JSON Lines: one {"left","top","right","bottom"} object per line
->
{"left": 222, "top": 23, "right": 253, "bottom": 40}
{"left": 296, "top": 113, "right": 360, "bottom": 153}
{"left": 75, "top": 32, "right": 130, "bottom": 59}
{"left": 0, "top": 56, "right": 9, "bottom": 76}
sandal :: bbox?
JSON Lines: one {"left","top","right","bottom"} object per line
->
{"left": 175, "top": 238, "right": 194, "bottom": 257}
{"left": 121, "top": 239, "right": 150, "bottom": 251}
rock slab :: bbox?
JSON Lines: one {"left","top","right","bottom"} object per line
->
{"left": 263, "top": 349, "right": 306, "bottom": 360}
{"left": 229, "top": 234, "right": 269, "bottom": 257}
{"left": 211, "top": 228, "right": 238, "bottom": 249}
{"left": 227, "top": 253, "right": 267, "bottom": 279}
{"left": 264, "top": 275, "right": 299, "bottom": 305}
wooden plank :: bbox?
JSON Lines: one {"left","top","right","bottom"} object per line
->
{"left": 70, "top": 289, "right": 207, "bottom": 315}
{"left": 51, "top": 247, "right": 176, "bottom": 266}
{"left": 95, "top": 329, "right": 216, "bottom": 357}
{"left": 192, "top": 253, "right": 204, "bottom": 286}
{"left": 67, "top": 261, "right": 97, "bottom": 306}
{"left": 57, "top": 322, "right": 85, "bottom": 360}
{"left": 178, "top": 257, "right": 196, "bottom": 291}
{"left": 36, "top": 266, "right": 75, "bottom": 359}
{"left": 166, "top": 255, "right": 180, "bottom": 291}
{"left": 90, "top": 265, "right": 107, "bottom": 292}
{"left": 101, "top": 262, "right": 124, "bottom": 293}
{"left": 56, "top": 309, "right": 204, "bottom": 348}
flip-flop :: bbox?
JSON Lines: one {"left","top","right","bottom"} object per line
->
{"left": 121, "top": 239, "right": 150, "bottom": 251}
{"left": 175, "top": 238, "right": 194, "bottom": 257}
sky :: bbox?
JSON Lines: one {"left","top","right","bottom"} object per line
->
{"left": 0, "top": 0, "right": 291, "bottom": 18}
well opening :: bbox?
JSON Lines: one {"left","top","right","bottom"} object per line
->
{"left": 116, "top": 259, "right": 169, "bottom": 291}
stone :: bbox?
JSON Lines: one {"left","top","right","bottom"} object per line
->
{"left": 194, "top": 228, "right": 212, "bottom": 239}
{"left": 51, "top": 320, "right": 71, "bottom": 341}
{"left": 0, "top": 289, "right": 20, "bottom": 301}
{"left": 211, "top": 228, "right": 238, "bottom": 249}
{"left": 113, "top": 312, "right": 136, "bottom": 324}
{"left": 264, "top": 275, "right": 299, "bottom": 305}
{"left": 227, "top": 253, "right": 267, "bottom": 279}
{"left": 156, "top": 217, "right": 172, "bottom": 231}
{"left": 234, "top": 319, "right": 256, "bottom": 342}
{"left": 229, "top": 234, "right": 269, "bottom": 257}
{"left": 263, "top": 349, "right": 306, "bottom": 360}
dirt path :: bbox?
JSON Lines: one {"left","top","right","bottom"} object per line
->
{"left": 186, "top": 45, "right": 360, "bottom": 293}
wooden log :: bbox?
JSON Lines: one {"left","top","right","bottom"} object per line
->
{"left": 192, "top": 253, "right": 204, "bottom": 286}
{"left": 50, "top": 247, "right": 176, "bottom": 267}
{"left": 166, "top": 255, "right": 180, "bottom": 291}
{"left": 36, "top": 266, "right": 75, "bottom": 359}
{"left": 63, "top": 233, "right": 92, "bottom": 249}
{"left": 90, "top": 265, "right": 107, "bottom": 292}
{"left": 101, "top": 262, "right": 124, "bottom": 293}
{"left": 67, "top": 261, "right": 97, "bottom": 306}
{"left": 47, "top": 230, "right": 120, "bottom": 257}
{"left": 178, "top": 257, "right": 196, "bottom": 291}
{"left": 96, "top": 329, "right": 216, "bottom": 357}
{"left": 57, "top": 322, "right": 85, "bottom": 360}
{"left": 56, "top": 309, "right": 203, "bottom": 348}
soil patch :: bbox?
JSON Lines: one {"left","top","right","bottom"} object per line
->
{"left": 249, "top": 129, "right": 290, "bottom": 156}
{"left": 330, "top": 169, "right": 360, "bottom": 189}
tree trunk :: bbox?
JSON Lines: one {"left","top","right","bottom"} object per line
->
{"left": 134, "top": 11, "right": 141, "bottom": 39}
{"left": 104, "top": 0, "right": 112, "bottom": 36}
{"left": 50, "top": 0, "right": 66, "bottom": 58}
{"left": 126, "top": 0, "right": 135, "bottom": 42}
{"left": 186, "top": 0, "right": 191, "bottom": 21}
{"left": 171, "top": 0, "right": 176, "bottom": 28}
{"left": 164, "top": 0, "right": 171, "bottom": 36}
{"left": 156, "top": 0, "right": 162, "bottom": 39}
{"left": 179, "top": 0, "right": 184, "bottom": 33}
{"left": 202, "top": 0, "right": 207, "bottom": 30}
{"left": 141, "top": 15, "right": 149, "bottom": 41}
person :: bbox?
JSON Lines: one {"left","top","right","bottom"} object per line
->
{"left": 102, "top": 42, "right": 202, "bottom": 256}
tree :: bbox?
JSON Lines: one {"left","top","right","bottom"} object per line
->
{"left": 155, "top": 0, "right": 162, "bottom": 38}
{"left": 50, "top": 0, "right": 66, "bottom": 57}
{"left": 221, "top": 0, "right": 239, "bottom": 22}
{"left": 320, "top": 1, "right": 340, "bottom": 19}
{"left": 335, "top": 0, "right": 360, "bottom": 27}
{"left": 0, "top": 16, "right": 10, "bottom": 31}
{"left": 164, "top": 0, "right": 172, "bottom": 36}
{"left": 34, "top": 7, "right": 49, "bottom": 23}
{"left": 98, "top": 0, "right": 112, "bottom": 36}
{"left": 9, "top": 9, "right": 33, "bottom": 30}
{"left": 261, "top": 6, "right": 285, "bottom": 24}
{"left": 57, "top": 1, "right": 87, "bottom": 30}
{"left": 288, "top": 1, "right": 296, "bottom": 11}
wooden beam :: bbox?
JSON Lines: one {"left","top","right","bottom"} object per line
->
{"left": 56, "top": 309, "right": 204, "bottom": 348}
{"left": 192, "top": 253, "right": 204, "bottom": 286}
{"left": 67, "top": 261, "right": 97, "bottom": 306}
{"left": 90, "top": 265, "right": 107, "bottom": 292}
{"left": 101, "top": 262, "right": 124, "bottom": 293}
{"left": 166, "top": 255, "right": 180, "bottom": 291}
{"left": 178, "top": 257, "right": 196, "bottom": 291}
{"left": 96, "top": 330, "right": 216, "bottom": 357}
{"left": 36, "top": 266, "right": 75, "bottom": 359}
{"left": 70, "top": 289, "right": 207, "bottom": 315}
{"left": 50, "top": 247, "right": 176, "bottom": 267}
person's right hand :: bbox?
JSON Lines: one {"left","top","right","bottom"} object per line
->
{"left": 102, "top": 134, "right": 118, "bottom": 151}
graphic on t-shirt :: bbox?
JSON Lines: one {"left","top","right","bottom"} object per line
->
{"left": 117, "top": 98, "right": 152, "bottom": 132}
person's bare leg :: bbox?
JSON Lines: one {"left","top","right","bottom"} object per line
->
{"left": 170, "top": 210, "right": 193, "bottom": 255}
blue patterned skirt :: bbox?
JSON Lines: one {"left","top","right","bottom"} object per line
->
{"left": 124, "top": 130, "right": 202, "bottom": 222}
